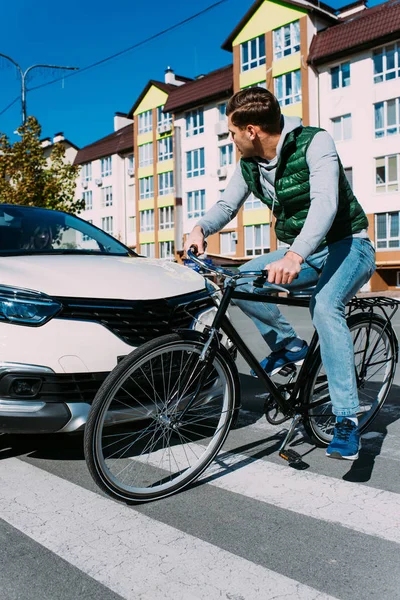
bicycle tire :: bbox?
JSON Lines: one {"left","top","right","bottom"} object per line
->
{"left": 303, "top": 312, "right": 397, "bottom": 447}
{"left": 84, "top": 331, "right": 240, "bottom": 503}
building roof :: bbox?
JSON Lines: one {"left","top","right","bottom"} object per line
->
{"left": 74, "top": 123, "right": 133, "bottom": 165}
{"left": 221, "top": 0, "right": 337, "bottom": 51}
{"left": 308, "top": 0, "right": 400, "bottom": 65}
{"left": 127, "top": 80, "right": 179, "bottom": 118}
{"left": 164, "top": 65, "right": 233, "bottom": 114}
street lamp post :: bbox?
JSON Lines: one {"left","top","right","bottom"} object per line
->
{"left": 0, "top": 53, "right": 78, "bottom": 124}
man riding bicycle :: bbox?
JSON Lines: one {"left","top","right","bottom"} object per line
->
{"left": 184, "top": 87, "right": 376, "bottom": 461}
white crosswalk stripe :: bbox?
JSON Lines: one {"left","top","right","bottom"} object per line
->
{"left": 0, "top": 457, "right": 339, "bottom": 600}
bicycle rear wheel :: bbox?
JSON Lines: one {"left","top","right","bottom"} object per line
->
{"left": 84, "top": 331, "right": 239, "bottom": 503}
{"left": 303, "top": 313, "right": 397, "bottom": 446}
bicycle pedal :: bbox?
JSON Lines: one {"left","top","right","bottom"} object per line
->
{"left": 278, "top": 364, "right": 297, "bottom": 377}
{"left": 279, "top": 449, "right": 303, "bottom": 464}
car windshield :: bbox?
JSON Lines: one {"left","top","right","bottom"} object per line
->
{"left": 0, "top": 205, "right": 134, "bottom": 256}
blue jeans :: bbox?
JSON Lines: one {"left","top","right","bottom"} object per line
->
{"left": 235, "top": 237, "right": 376, "bottom": 417}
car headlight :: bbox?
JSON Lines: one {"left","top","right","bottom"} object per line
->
{"left": 0, "top": 285, "right": 61, "bottom": 326}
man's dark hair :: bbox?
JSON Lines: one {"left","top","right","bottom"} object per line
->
{"left": 226, "top": 87, "right": 281, "bottom": 134}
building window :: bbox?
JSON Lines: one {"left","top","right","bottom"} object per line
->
{"left": 374, "top": 98, "right": 400, "bottom": 138}
{"left": 219, "top": 143, "right": 234, "bottom": 166}
{"left": 159, "top": 241, "right": 175, "bottom": 259}
{"left": 159, "top": 206, "right": 174, "bottom": 229}
{"left": 218, "top": 102, "right": 228, "bottom": 121}
{"left": 158, "top": 136, "right": 173, "bottom": 161}
{"left": 158, "top": 171, "right": 174, "bottom": 196}
{"left": 187, "top": 190, "right": 206, "bottom": 219}
{"left": 376, "top": 155, "right": 399, "bottom": 193}
{"left": 82, "top": 220, "right": 93, "bottom": 242}
{"left": 138, "top": 110, "right": 153, "bottom": 134}
{"left": 186, "top": 109, "right": 204, "bottom": 137}
{"left": 139, "top": 176, "right": 154, "bottom": 200}
{"left": 101, "top": 156, "right": 112, "bottom": 177}
{"left": 273, "top": 21, "right": 300, "bottom": 61}
{"left": 344, "top": 167, "right": 353, "bottom": 190}
{"left": 373, "top": 44, "right": 400, "bottom": 84}
{"left": 101, "top": 216, "right": 113, "bottom": 236}
{"left": 331, "top": 62, "right": 350, "bottom": 89}
{"left": 397, "top": 271, "right": 400, "bottom": 288}
{"left": 220, "top": 232, "right": 236, "bottom": 255}
{"left": 244, "top": 193, "right": 263, "bottom": 210}
{"left": 127, "top": 154, "right": 134, "bottom": 170}
{"left": 101, "top": 186, "right": 113, "bottom": 208}
{"left": 157, "top": 106, "right": 172, "bottom": 130}
{"left": 375, "top": 212, "right": 400, "bottom": 249}
{"left": 128, "top": 216, "right": 135, "bottom": 233}
{"left": 186, "top": 148, "right": 205, "bottom": 178}
{"left": 82, "top": 190, "right": 93, "bottom": 210}
{"left": 274, "top": 70, "right": 301, "bottom": 105}
{"left": 81, "top": 163, "right": 92, "bottom": 182}
{"left": 140, "top": 209, "right": 155, "bottom": 232}
{"left": 243, "top": 81, "right": 267, "bottom": 90}
{"left": 245, "top": 224, "right": 270, "bottom": 256}
{"left": 332, "top": 114, "right": 352, "bottom": 141}
{"left": 138, "top": 142, "right": 153, "bottom": 167}
{"left": 241, "top": 35, "right": 266, "bottom": 72}
{"left": 140, "top": 243, "right": 155, "bottom": 258}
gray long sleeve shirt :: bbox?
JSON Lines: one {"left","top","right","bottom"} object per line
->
{"left": 197, "top": 115, "right": 366, "bottom": 260}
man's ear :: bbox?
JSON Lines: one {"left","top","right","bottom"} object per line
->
{"left": 247, "top": 124, "right": 257, "bottom": 140}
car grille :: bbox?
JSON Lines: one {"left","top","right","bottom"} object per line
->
{"left": 54, "top": 291, "right": 215, "bottom": 346}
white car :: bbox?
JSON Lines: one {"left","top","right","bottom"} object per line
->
{"left": 0, "top": 204, "right": 219, "bottom": 435}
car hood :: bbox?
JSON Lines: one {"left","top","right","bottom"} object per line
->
{"left": 0, "top": 255, "right": 206, "bottom": 300}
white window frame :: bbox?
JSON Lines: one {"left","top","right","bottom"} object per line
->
{"left": 81, "top": 163, "right": 92, "bottom": 182}
{"left": 159, "top": 241, "right": 175, "bottom": 259}
{"left": 158, "top": 171, "right": 174, "bottom": 196}
{"left": 219, "top": 144, "right": 234, "bottom": 167}
{"left": 101, "top": 186, "right": 113, "bottom": 208}
{"left": 158, "top": 136, "right": 173, "bottom": 161}
{"left": 139, "top": 176, "right": 154, "bottom": 200}
{"left": 127, "top": 154, "right": 134, "bottom": 170}
{"left": 243, "top": 81, "right": 267, "bottom": 90}
{"left": 186, "top": 148, "right": 205, "bottom": 178}
{"left": 240, "top": 35, "right": 266, "bottom": 72}
{"left": 373, "top": 43, "right": 400, "bottom": 84}
{"left": 101, "top": 216, "right": 113, "bottom": 236}
{"left": 187, "top": 190, "right": 206, "bottom": 219}
{"left": 159, "top": 206, "right": 174, "bottom": 230}
{"left": 331, "top": 114, "right": 352, "bottom": 142}
{"left": 273, "top": 21, "right": 300, "bottom": 61}
{"left": 330, "top": 62, "right": 351, "bottom": 89}
{"left": 244, "top": 193, "right": 262, "bottom": 210}
{"left": 244, "top": 224, "right": 270, "bottom": 256}
{"left": 82, "top": 190, "right": 93, "bottom": 211}
{"left": 139, "top": 209, "right": 155, "bottom": 232}
{"left": 375, "top": 211, "right": 400, "bottom": 250}
{"left": 220, "top": 232, "right": 236, "bottom": 255}
{"left": 218, "top": 102, "right": 228, "bottom": 121}
{"left": 186, "top": 109, "right": 204, "bottom": 137}
{"left": 157, "top": 106, "right": 173, "bottom": 129}
{"left": 375, "top": 155, "right": 399, "bottom": 193}
{"left": 140, "top": 243, "right": 155, "bottom": 258}
{"left": 274, "top": 70, "right": 301, "bottom": 106}
{"left": 101, "top": 156, "right": 112, "bottom": 177}
{"left": 374, "top": 97, "right": 400, "bottom": 138}
{"left": 138, "top": 142, "right": 153, "bottom": 168}
{"left": 138, "top": 110, "right": 153, "bottom": 134}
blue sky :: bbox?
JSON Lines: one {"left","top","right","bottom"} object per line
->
{"left": 0, "top": 0, "right": 384, "bottom": 148}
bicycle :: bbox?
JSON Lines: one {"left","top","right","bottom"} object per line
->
{"left": 84, "top": 248, "right": 399, "bottom": 503}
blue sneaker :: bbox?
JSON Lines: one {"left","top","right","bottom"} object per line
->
{"left": 326, "top": 418, "right": 360, "bottom": 460}
{"left": 251, "top": 342, "right": 308, "bottom": 377}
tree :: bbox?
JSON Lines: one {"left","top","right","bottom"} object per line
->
{"left": 0, "top": 116, "right": 83, "bottom": 213}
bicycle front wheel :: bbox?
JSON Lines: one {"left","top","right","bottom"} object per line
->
{"left": 303, "top": 313, "right": 397, "bottom": 446}
{"left": 84, "top": 332, "right": 239, "bottom": 503}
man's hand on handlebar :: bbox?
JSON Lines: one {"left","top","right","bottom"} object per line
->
{"left": 184, "top": 226, "right": 206, "bottom": 256}
{"left": 265, "top": 251, "right": 303, "bottom": 285}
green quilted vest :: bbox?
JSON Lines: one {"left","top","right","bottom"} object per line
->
{"left": 240, "top": 126, "right": 368, "bottom": 247}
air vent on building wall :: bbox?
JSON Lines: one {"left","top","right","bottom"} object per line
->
{"left": 127, "top": 168, "right": 135, "bottom": 177}
{"left": 215, "top": 121, "right": 229, "bottom": 137}
{"left": 217, "top": 166, "right": 227, "bottom": 179}
{"left": 81, "top": 181, "right": 88, "bottom": 189}
{"left": 158, "top": 123, "right": 172, "bottom": 134}
{"left": 231, "top": 231, "right": 238, "bottom": 242}
{"left": 95, "top": 178, "right": 103, "bottom": 186}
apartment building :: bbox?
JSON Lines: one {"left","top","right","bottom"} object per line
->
{"left": 164, "top": 65, "right": 237, "bottom": 258}
{"left": 74, "top": 114, "right": 136, "bottom": 248}
{"left": 127, "top": 69, "right": 190, "bottom": 259}
{"left": 308, "top": 0, "right": 400, "bottom": 291}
